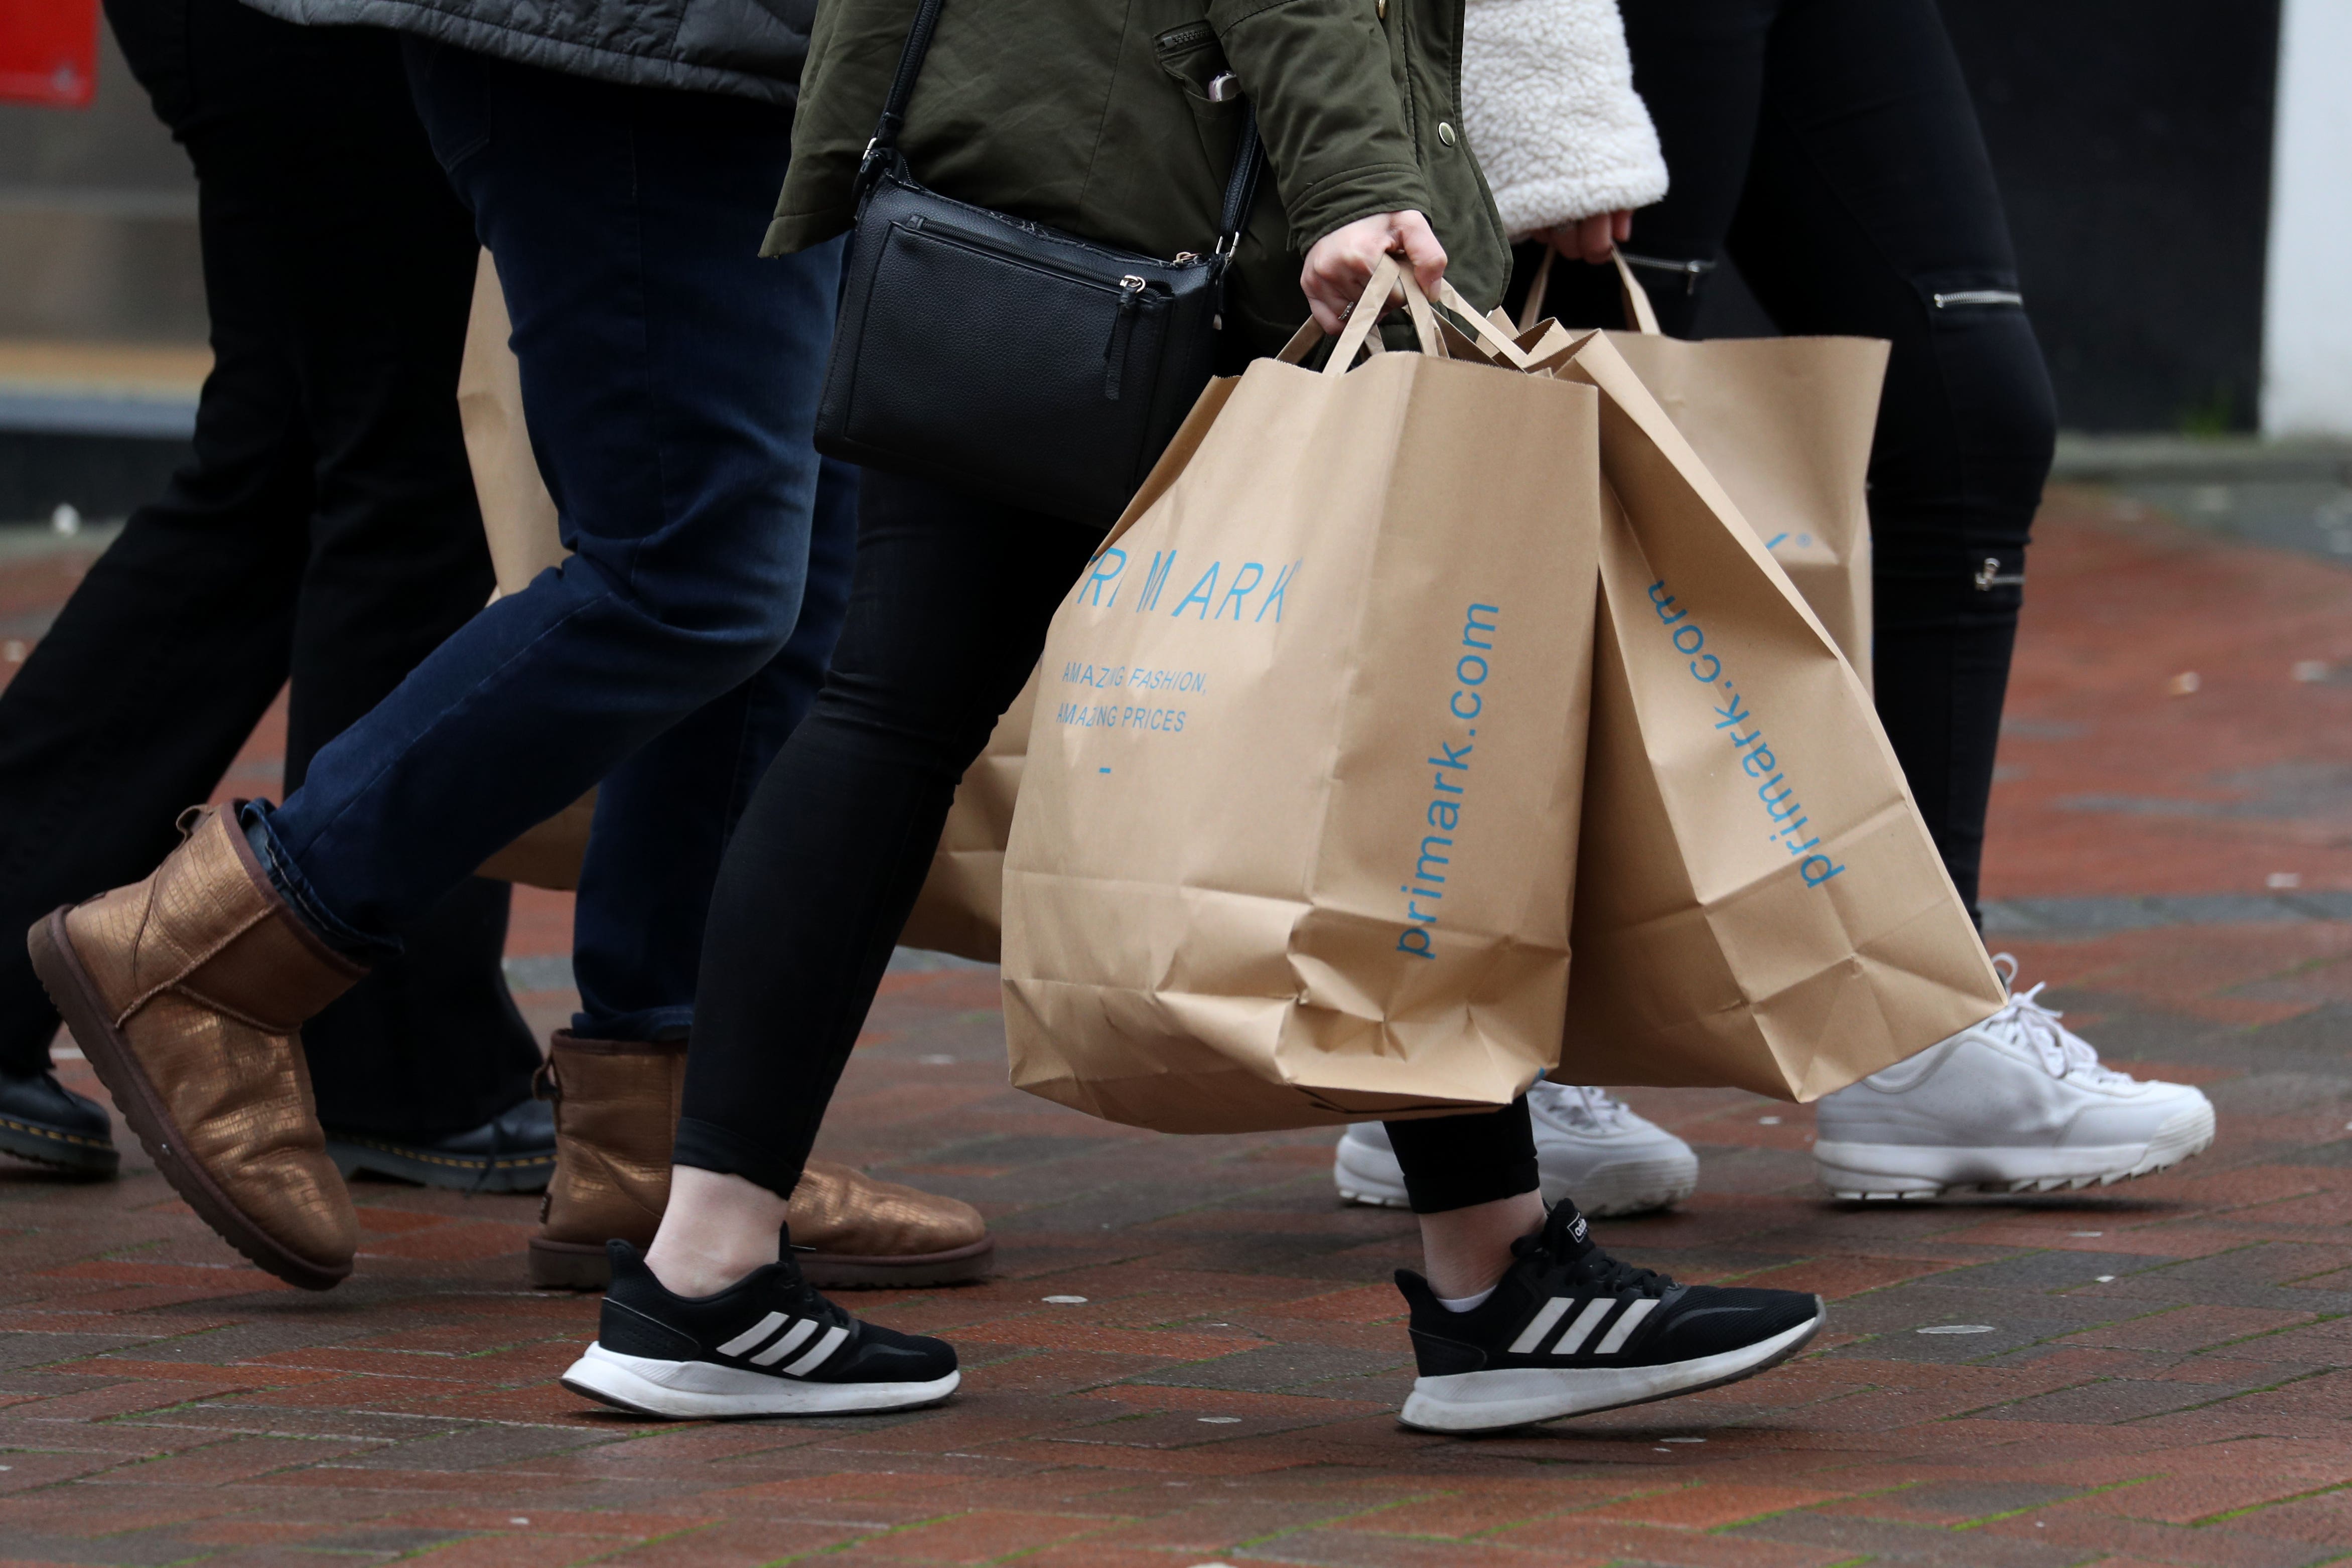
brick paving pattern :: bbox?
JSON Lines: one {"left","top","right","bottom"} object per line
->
{"left": 3, "top": 488, "right": 2351, "bottom": 1565}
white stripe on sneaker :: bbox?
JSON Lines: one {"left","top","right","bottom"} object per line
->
{"left": 782, "top": 1323, "right": 850, "bottom": 1377}
{"left": 750, "top": 1318, "right": 820, "bottom": 1366}
{"left": 1550, "top": 1298, "right": 1614, "bottom": 1356}
{"left": 1508, "top": 1297, "right": 1574, "bottom": 1354}
{"left": 1593, "top": 1297, "right": 1658, "bottom": 1355}
{"left": 716, "top": 1312, "right": 789, "bottom": 1358}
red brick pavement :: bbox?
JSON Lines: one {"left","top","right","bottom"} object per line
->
{"left": 3, "top": 490, "right": 2351, "bottom": 1566}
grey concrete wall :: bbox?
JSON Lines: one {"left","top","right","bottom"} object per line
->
{"left": 0, "top": 23, "right": 203, "bottom": 342}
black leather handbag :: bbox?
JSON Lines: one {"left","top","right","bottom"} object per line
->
{"left": 812, "top": 0, "right": 1265, "bottom": 528}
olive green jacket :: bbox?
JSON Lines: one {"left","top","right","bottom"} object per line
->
{"left": 762, "top": 0, "right": 1511, "bottom": 355}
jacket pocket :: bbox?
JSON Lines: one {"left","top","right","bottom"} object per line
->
{"left": 1155, "top": 24, "right": 1243, "bottom": 183}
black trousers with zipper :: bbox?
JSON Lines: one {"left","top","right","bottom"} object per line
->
{"left": 0, "top": 0, "right": 540, "bottom": 1135}
{"left": 1514, "top": 0, "right": 2058, "bottom": 922}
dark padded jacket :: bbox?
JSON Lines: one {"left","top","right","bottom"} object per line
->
{"left": 239, "top": 0, "right": 810, "bottom": 102}
{"left": 766, "top": 0, "right": 1512, "bottom": 355}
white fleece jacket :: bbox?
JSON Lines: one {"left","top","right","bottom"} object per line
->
{"left": 1460, "top": 0, "right": 1669, "bottom": 240}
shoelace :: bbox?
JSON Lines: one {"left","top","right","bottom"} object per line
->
{"left": 1510, "top": 1225, "right": 1672, "bottom": 1298}
{"left": 1980, "top": 953, "right": 2136, "bottom": 1087}
{"left": 1529, "top": 1080, "right": 1636, "bottom": 1133}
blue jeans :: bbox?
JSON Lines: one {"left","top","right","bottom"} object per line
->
{"left": 251, "top": 42, "right": 851, "bottom": 1042}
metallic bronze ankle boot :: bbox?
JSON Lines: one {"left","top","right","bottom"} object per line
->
{"left": 29, "top": 804, "right": 364, "bottom": 1289}
{"left": 529, "top": 1031, "right": 993, "bottom": 1291}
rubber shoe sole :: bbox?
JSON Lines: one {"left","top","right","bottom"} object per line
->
{"left": 328, "top": 1136, "right": 554, "bottom": 1195}
{"left": 1815, "top": 1103, "right": 2217, "bottom": 1200}
{"left": 1398, "top": 1305, "right": 1824, "bottom": 1434}
{"left": 528, "top": 1234, "right": 995, "bottom": 1292}
{"left": 30, "top": 910, "right": 348, "bottom": 1290}
{"left": 1334, "top": 1139, "right": 1697, "bottom": 1219}
{"left": 0, "top": 1111, "right": 118, "bottom": 1177}
{"left": 562, "top": 1342, "right": 959, "bottom": 1418}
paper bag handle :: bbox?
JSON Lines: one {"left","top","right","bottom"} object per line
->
{"left": 1433, "top": 278, "right": 1537, "bottom": 369}
{"left": 1277, "top": 254, "right": 1449, "bottom": 373}
{"left": 1612, "top": 247, "right": 1663, "bottom": 336}
{"left": 1514, "top": 245, "right": 1665, "bottom": 338}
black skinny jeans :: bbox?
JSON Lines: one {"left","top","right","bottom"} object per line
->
{"left": 1516, "top": 0, "right": 2058, "bottom": 919}
{"left": 675, "top": 472, "right": 1538, "bottom": 1214}
{"left": 0, "top": 0, "right": 538, "bottom": 1131}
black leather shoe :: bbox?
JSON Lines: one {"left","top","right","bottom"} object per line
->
{"left": 326, "top": 1095, "right": 556, "bottom": 1194}
{"left": 0, "top": 1068, "right": 119, "bottom": 1176}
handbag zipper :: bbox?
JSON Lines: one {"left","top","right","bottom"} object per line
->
{"left": 900, "top": 198, "right": 1208, "bottom": 275}
{"left": 1934, "top": 289, "right": 2024, "bottom": 308}
{"left": 1105, "top": 275, "right": 1148, "bottom": 402}
{"left": 904, "top": 212, "right": 1178, "bottom": 302}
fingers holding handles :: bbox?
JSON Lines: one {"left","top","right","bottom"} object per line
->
{"left": 1300, "top": 210, "right": 1449, "bottom": 334}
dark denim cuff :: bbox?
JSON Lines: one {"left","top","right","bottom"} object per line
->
{"left": 238, "top": 800, "right": 401, "bottom": 962}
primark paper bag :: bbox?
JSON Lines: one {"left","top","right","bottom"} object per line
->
{"left": 1552, "top": 331, "right": 2004, "bottom": 1100}
{"left": 1002, "top": 266, "right": 1602, "bottom": 1132}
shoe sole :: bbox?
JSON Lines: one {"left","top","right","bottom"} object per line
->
{"left": 30, "top": 909, "right": 348, "bottom": 1291}
{"left": 1335, "top": 1146, "right": 1698, "bottom": 1220}
{"left": 527, "top": 1234, "right": 996, "bottom": 1292}
{"left": 328, "top": 1138, "right": 554, "bottom": 1195}
{"left": 1815, "top": 1106, "right": 2217, "bottom": 1200}
{"left": 0, "top": 1114, "right": 119, "bottom": 1177}
{"left": 1397, "top": 1305, "right": 1824, "bottom": 1434}
{"left": 561, "top": 1342, "right": 959, "bottom": 1418}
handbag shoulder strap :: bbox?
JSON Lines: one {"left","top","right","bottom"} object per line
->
{"left": 862, "top": 0, "right": 947, "bottom": 179}
{"left": 1217, "top": 109, "right": 1264, "bottom": 256}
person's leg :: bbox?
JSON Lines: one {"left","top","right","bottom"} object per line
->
{"left": 250, "top": 44, "right": 829, "bottom": 946}
{"left": 1701, "top": 0, "right": 2205, "bottom": 1198}
{"left": 534, "top": 454, "right": 987, "bottom": 1292}
{"left": 646, "top": 471, "right": 1098, "bottom": 1294}
{"left": 557, "top": 470, "right": 1088, "bottom": 1416}
{"left": 569, "top": 456, "right": 860, "bottom": 1045}
{"left": 1719, "top": 0, "right": 2054, "bottom": 918}
{"left": 0, "top": 0, "right": 315, "bottom": 1172}
{"left": 217, "top": 12, "right": 543, "bottom": 1144}
{"left": 27, "top": 43, "right": 835, "bottom": 1286}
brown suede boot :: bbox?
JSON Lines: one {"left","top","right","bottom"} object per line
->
{"left": 28, "top": 804, "right": 365, "bottom": 1289}
{"left": 528, "top": 1030, "right": 993, "bottom": 1291}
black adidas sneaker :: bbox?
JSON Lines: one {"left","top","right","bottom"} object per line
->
{"left": 561, "top": 1232, "right": 959, "bottom": 1419}
{"left": 1396, "top": 1204, "right": 1822, "bottom": 1433}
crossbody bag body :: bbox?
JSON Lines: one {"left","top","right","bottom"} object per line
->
{"left": 812, "top": 0, "right": 1266, "bottom": 528}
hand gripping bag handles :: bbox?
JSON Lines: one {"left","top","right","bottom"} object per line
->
{"left": 814, "top": 0, "right": 1266, "bottom": 529}
{"left": 1001, "top": 260, "right": 1604, "bottom": 1133}
{"left": 1538, "top": 326, "right": 2007, "bottom": 1100}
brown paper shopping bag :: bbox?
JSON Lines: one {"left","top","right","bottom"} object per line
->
{"left": 1517, "top": 251, "right": 1885, "bottom": 675}
{"left": 458, "top": 248, "right": 595, "bottom": 891}
{"left": 898, "top": 670, "right": 1035, "bottom": 963}
{"left": 1544, "top": 329, "right": 2005, "bottom": 1100}
{"left": 1001, "top": 262, "right": 1602, "bottom": 1133}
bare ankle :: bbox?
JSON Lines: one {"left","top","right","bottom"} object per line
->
{"left": 643, "top": 1167, "right": 791, "bottom": 1298}
{"left": 1416, "top": 1190, "right": 1547, "bottom": 1299}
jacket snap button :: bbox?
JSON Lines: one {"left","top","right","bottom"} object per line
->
{"left": 1437, "top": 122, "right": 1457, "bottom": 147}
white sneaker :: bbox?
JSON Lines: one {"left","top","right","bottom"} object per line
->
{"left": 1814, "top": 955, "right": 2216, "bottom": 1200}
{"left": 1334, "top": 1082, "right": 1700, "bottom": 1217}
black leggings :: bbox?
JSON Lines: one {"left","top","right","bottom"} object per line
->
{"left": 673, "top": 471, "right": 1539, "bottom": 1214}
{"left": 1516, "top": 0, "right": 2057, "bottom": 918}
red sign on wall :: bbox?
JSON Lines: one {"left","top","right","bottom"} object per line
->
{"left": 0, "top": 0, "right": 100, "bottom": 108}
